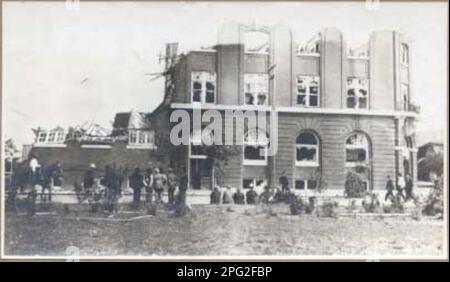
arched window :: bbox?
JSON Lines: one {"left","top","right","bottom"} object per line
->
{"left": 244, "top": 129, "right": 268, "bottom": 165}
{"left": 296, "top": 132, "right": 320, "bottom": 166}
{"left": 345, "top": 132, "right": 370, "bottom": 166}
{"left": 244, "top": 28, "right": 270, "bottom": 54}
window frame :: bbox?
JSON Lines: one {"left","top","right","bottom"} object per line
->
{"left": 191, "top": 71, "right": 216, "bottom": 104}
{"left": 128, "top": 130, "right": 155, "bottom": 147}
{"left": 243, "top": 129, "right": 268, "bottom": 166}
{"left": 244, "top": 73, "right": 269, "bottom": 106}
{"left": 295, "top": 131, "right": 320, "bottom": 167}
{"left": 296, "top": 75, "right": 320, "bottom": 107}
{"left": 345, "top": 132, "right": 370, "bottom": 167}
{"left": 346, "top": 77, "right": 370, "bottom": 110}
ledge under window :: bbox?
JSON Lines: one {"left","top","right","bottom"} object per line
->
{"left": 295, "top": 161, "right": 319, "bottom": 167}
{"left": 33, "top": 143, "right": 67, "bottom": 148}
{"left": 126, "top": 144, "right": 156, "bottom": 150}
{"left": 243, "top": 159, "right": 268, "bottom": 166}
{"left": 81, "top": 144, "right": 112, "bottom": 149}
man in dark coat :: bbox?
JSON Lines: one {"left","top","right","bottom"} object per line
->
{"left": 246, "top": 186, "right": 258, "bottom": 205}
{"left": 129, "top": 168, "right": 144, "bottom": 210}
{"left": 104, "top": 165, "right": 120, "bottom": 213}
{"left": 279, "top": 171, "right": 290, "bottom": 193}
{"left": 384, "top": 175, "right": 395, "bottom": 202}
{"left": 177, "top": 172, "right": 188, "bottom": 205}
{"left": 233, "top": 188, "right": 245, "bottom": 205}
{"left": 210, "top": 186, "right": 221, "bottom": 204}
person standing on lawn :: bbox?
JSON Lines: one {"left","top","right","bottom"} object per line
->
{"left": 396, "top": 173, "right": 406, "bottom": 201}
{"left": 83, "top": 163, "right": 97, "bottom": 200}
{"left": 129, "top": 167, "right": 144, "bottom": 210}
{"left": 279, "top": 171, "right": 290, "bottom": 193}
{"left": 143, "top": 168, "right": 153, "bottom": 204}
{"left": 222, "top": 186, "right": 234, "bottom": 204}
{"left": 232, "top": 188, "right": 245, "bottom": 205}
{"left": 246, "top": 186, "right": 259, "bottom": 204}
{"left": 104, "top": 165, "right": 120, "bottom": 213}
{"left": 210, "top": 186, "right": 221, "bottom": 204}
{"left": 152, "top": 168, "right": 167, "bottom": 203}
{"left": 167, "top": 168, "right": 177, "bottom": 205}
{"left": 384, "top": 175, "right": 395, "bottom": 202}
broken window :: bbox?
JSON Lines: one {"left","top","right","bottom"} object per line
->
{"left": 296, "top": 76, "right": 320, "bottom": 107}
{"left": 401, "top": 43, "right": 409, "bottom": 66}
{"left": 244, "top": 129, "right": 268, "bottom": 165}
{"left": 244, "top": 74, "right": 269, "bottom": 106}
{"left": 295, "top": 180, "right": 317, "bottom": 190}
{"left": 297, "top": 33, "right": 321, "bottom": 56}
{"left": 347, "top": 78, "right": 369, "bottom": 109}
{"left": 296, "top": 132, "right": 319, "bottom": 166}
{"left": 37, "top": 132, "right": 47, "bottom": 143}
{"left": 345, "top": 132, "right": 370, "bottom": 165}
{"left": 191, "top": 72, "right": 216, "bottom": 104}
{"left": 244, "top": 29, "right": 270, "bottom": 54}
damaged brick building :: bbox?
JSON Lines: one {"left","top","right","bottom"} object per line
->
{"left": 152, "top": 22, "right": 419, "bottom": 197}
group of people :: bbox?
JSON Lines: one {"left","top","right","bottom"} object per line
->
{"left": 385, "top": 173, "right": 415, "bottom": 203}
{"left": 79, "top": 164, "right": 189, "bottom": 213}
{"left": 210, "top": 172, "right": 295, "bottom": 206}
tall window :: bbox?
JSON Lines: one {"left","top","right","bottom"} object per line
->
{"left": 297, "top": 76, "right": 320, "bottom": 107}
{"left": 296, "top": 132, "right": 320, "bottom": 166}
{"left": 191, "top": 72, "right": 216, "bottom": 104}
{"left": 345, "top": 132, "right": 370, "bottom": 166}
{"left": 347, "top": 78, "right": 369, "bottom": 109}
{"left": 189, "top": 129, "right": 213, "bottom": 159}
{"left": 401, "top": 43, "right": 409, "bottom": 66}
{"left": 244, "top": 30, "right": 270, "bottom": 54}
{"left": 244, "top": 74, "right": 269, "bottom": 106}
{"left": 244, "top": 129, "right": 268, "bottom": 165}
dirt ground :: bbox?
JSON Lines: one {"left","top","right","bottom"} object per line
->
{"left": 3, "top": 204, "right": 446, "bottom": 258}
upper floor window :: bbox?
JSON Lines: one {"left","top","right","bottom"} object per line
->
{"left": 191, "top": 72, "right": 216, "bottom": 104}
{"left": 244, "top": 129, "right": 268, "bottom": 166}
{"left": 296, "top": 132, "right": 320, "bottom": 167}
{"left": 244, "top": 30, "right": 270, "bottom": 54}
{"left": 297, "top": 33, "right": 321, "bottom": 56}
{"left": 129, "top": 130, "right": 154, "bottom": 146}
{"left": 244, "top": 74, "right": 269, "bottom": 106}
{"left": 296, "top": 76, "right": 320, "bottom": 107}
{"left": 36, "top": 129, "right": 66, "bottom": 144}
{"left": 345, "top": 132, "right": 370, "bottom": 166}
{"left": 401, "top": 43, "right": 409, "bottom": 66}
{"left": 346, "top": 78, "right": 369, "bottom": 109}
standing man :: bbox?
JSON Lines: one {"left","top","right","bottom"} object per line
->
{"left": 384, "top": 175, "right": 395, "bottom": 202}
{"left": 129, "top": 167, "right": 144, "bottom": 210}
{"left": 246, "top": 186, "right": 259, "bottom": 205}
{"left": 83, "top": 163, "right": 97, "bottom": 202}
{"left": 222, "top": 186, "right": 233, "bottom": 204}
{"left": 143, "top": 168, "right": 153, "bottom": 204}
{"left": 104, "top": 165, "right": 119, "bottom": 214}
{"left": 152, "top": 168, "right": 166, "bottom": 203}
{"left": 279, "top": 171, "right": 290, "bottom": 193}
{"left": 167, "top": 168, "right": 177, "bottom": 205}
{"left": 396, "top": 173, "right": 406, "bottom": 201}
{"left": 232, "top": 188, "right": 245, "bottom": 205}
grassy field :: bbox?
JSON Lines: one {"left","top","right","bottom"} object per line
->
{"left": 4, "top": 204, "right": 446, "bottom": 258}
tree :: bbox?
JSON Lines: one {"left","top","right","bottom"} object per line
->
{"left": 203, "top": 144, "right": 240, "bottom": 189}
{"left": 4, "top": 138, "right": 18, "bottom": 159}
{"left": 419, "top": 152, "right": 444, "bottom": 181}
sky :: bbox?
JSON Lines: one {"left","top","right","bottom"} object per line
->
{"left": 3, "top": 1, "right": 448, "bottom": 149}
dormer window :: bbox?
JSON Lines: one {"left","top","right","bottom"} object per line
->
{"left": 191, "top": 72, "right": 216, "bottom": 104}
{"left": 35, "top": 128, "right": 66, "bottom": 146}
{"left": 128, "top": 130, "right": 155, "bottom": 148}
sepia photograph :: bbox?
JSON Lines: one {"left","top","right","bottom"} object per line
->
{"left": 1, "top": 0, "right": 448, "bottom": 261}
